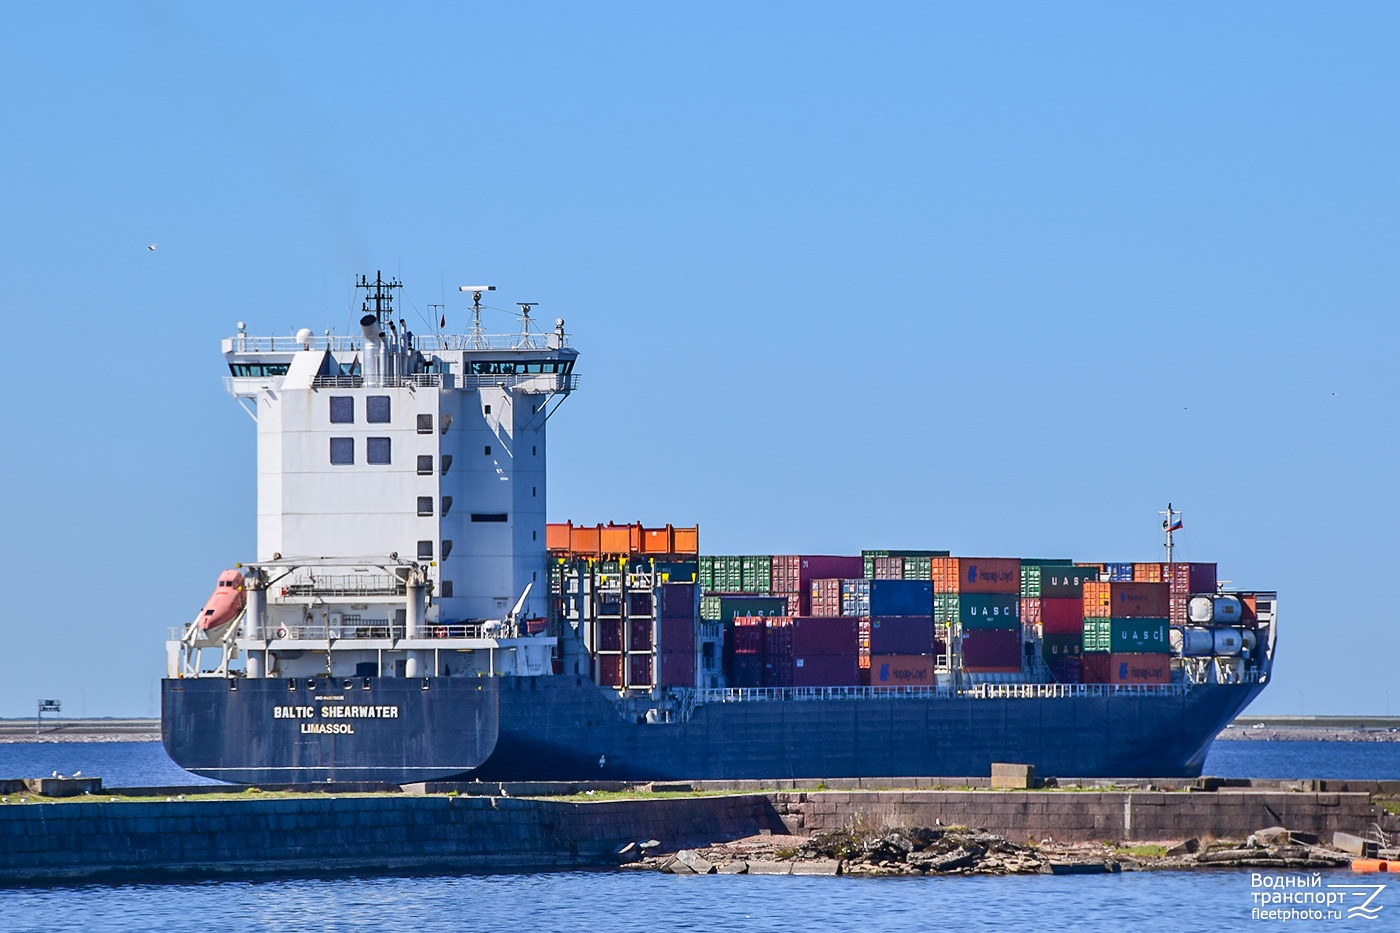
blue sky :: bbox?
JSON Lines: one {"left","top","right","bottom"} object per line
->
{"left": 1, "top": 3, "right": 1395, "bottom": 717}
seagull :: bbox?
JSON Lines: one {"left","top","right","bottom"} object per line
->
{"left": 147, "top": 243, "right": 157, "bottom": 251}
{"left": 73, "top": 770, "right": 82, "bottom": 777}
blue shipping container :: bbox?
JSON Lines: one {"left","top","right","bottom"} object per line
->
{"left": 1106, "top": 562, "right": 1134, "bottom": 582}
{"left": 870, "top": 579, "right": 934, "bottom": 617}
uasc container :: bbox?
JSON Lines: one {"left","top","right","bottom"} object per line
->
{"left": 1082, "top": 617, "right": 1170, "bottom": 654}
{"left": 1039, "top": 566, "right": 1100, "bottom": 597}
{"left": 936, "top": 593, "right": 1020, "bottom": 629}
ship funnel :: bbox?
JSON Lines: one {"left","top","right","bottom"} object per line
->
{"left": 360, "top": 314, "right": 381, "bottom": 342}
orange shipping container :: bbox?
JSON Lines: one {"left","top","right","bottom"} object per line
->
{"left": 869, "top": 654, "right": 936, "bottom": 686}
{"left": 1082, "top": 581, "right": 1170, "bottom": 618}
{"left": 1107, "top": 653, "right": 1171, "bottom": 685}
{"left": 546, "top": 522, "right": 572, "bottom": 551}
{"left": 930, "top": 557, "right": 1021, "bottom": 594}
{"left": 570, "top": 525, "right": 601, "bottom": 555}
{"left": 672, "top": 526, "right": 699, "bottom": 554}
{"left": 1132, "top": 562, "right": 1165, "bottom": 583}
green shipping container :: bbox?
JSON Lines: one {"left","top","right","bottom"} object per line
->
{"left": 716, "top": 595, "right": 789, "bottom": 624}
{"left": 1082, "top": 617, "right": 1170, "bottom": 654}
{"left": 935, "top": 593, "right": 1021, "bottom": 630}
{"left": 1041, "top": 633, "right": 1083, "bottom": 662}
{"left": 711, "top": 556, "right": 744, "bottom": 592}
{"left": 740, "top": 555, "right": 772, "bottom": 594}
{"left": 1039, "top": 566, "right": 1101, "bottom": 597}
{"left": 863, "top": 549, "right": 949, "bottom": 580}
{"left": 700, "top": 594, "right": 722, "bottom": 621}
{"left": 697, "top": 556, "right": 715, "bottom": 592}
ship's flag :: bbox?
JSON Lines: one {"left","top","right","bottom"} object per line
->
{"left": 440, "top": 314, "right": 446, "bottom": 329}
{"left": 1170, "top": 520, "right": 1184, "bottom": 532}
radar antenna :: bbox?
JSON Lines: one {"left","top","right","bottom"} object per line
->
{"left": 457, "top": 285, "right": 496, "bottom": 349}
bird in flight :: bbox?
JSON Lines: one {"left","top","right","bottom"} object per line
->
{"left": 147, "top": 243, "right": 157, "bottom": 251}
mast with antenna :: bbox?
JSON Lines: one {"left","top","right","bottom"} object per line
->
{"left": 1159, "top": 502, "right": 1182, "bottom": 565}
{"left": 458, "top": 285, "right": 495, "bottom": 349}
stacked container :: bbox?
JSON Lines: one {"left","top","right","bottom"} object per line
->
{"left": 931, "top": 558, "right": 1023, "bottom": 674}
{"left": 1081, "top": 581, "right": 1171, "bottom": 684}
{"left": 657, "top": 582, "right": 697, "bottom": 687}
{"left": 763, "top": 616, "right": 859, "bottom": 687}
{"left": 769, "top": 555, "right": 864, "bottom": 616}
{"left": 723, "top": 616, "right": 766, "bottom": 687}
{"left": 1167, "top": 562, "right": 1218, "bottom": 627}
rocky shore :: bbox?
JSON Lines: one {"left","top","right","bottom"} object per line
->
{"left": 624, "top": 824, "right": 1357, "bottom": 877}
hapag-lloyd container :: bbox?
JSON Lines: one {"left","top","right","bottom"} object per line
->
{"left": 959, "top": 628, "right": 1023, "bottom": 672}
{"left": 1040, "top": 597, "right": 1084, "bottom": 635}
{"left": 935, "top": 593, "right": 1020, "bottom": 629}
{"left": 931, "top": 557, "right": 1021, "bottom": 594}
{"left": 1082, "top": 617, "right": 1170, "bottom": 654}
{"left": 1108, "top": 652, "right": 1171, "bottom": 685}
{"left": 1082, "top": 581, "right": 1170, "bottom": 618}
{"left": 870, "top": 579, "right": 935, "bottom": 616}
{"left": 868, "top": 616, "right": 935, "bottom": 654}
{"left": 870, "top": 654, "right": 935, "bottom": 686}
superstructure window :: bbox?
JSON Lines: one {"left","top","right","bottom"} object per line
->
{"left": 441, "top": 540, "right": 453, "bottom": 559}
{"left": 484, "top": 445, "right": 491, "bottom": 456}
{"left": 417, "top": 496, "right": 434, "bottom": 516}
{"left": 417, "top": 455, "right": 433, "bottom": 475}
{"left": 441, "top": 496, "right": 453, "bottom": 516}
{"left": 330, "top": 437, "right": 354, "bottom": 465}
{"left": 417, "top": 540, "right": 433, "bottom": 561}
{"left": 440, "top": 581, "right": 454, "bottom": 598}
{"left": 470, "top": 513, "right": 508, "bottom": 523}
{"left": 417, "top": 414, "right": 433, "bottom": 434}
{"left": 330, "top": 397, "right": 354, "bottom": 424}
{"left": 484, "top": 404, "right": 491, "bottom": 415}
{"left": 367, "top": 396, "right": 391, "bottom": 423}
{"left": 229, "top": 362, "right": 290, "bottom": 377}
{"left": 367, "top": 437, "right": 391, "bottom": 465}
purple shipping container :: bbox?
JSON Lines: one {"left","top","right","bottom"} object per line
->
{"left": 628, "top": 618, "right": 653, "bottom": 651}
{"left": 770, "top": 556, "right": 865, "bottom": 598}
{"left": 629, "top": 654, "right": 653, "bottom": 686}
{"left": 596, "top": 619, "right": 622, "bottom": 652}
{"left": 868, "top": 616, "right": 934, "bottom": 655}
{"left": 658, "top": 583, "right": 696, "bottom": 620}
{"left": 789, "top": 616, "right": 858, "bottom": 657}
{"left": 659, "top": 617, "right": 695, "bottom": 654}
{"left": 659, "top": 651, "right": 695, "bottom": 687}
{"left": 960, "top": 628, "right": 1023, "bottom": 671}
{"left": 792, "top": 654, "right": 860, "bottom": 687}
{"left": 627, "top": 591, "right": 653, "bottom": 616}
{"left": 726, "top": 653, "right": 763, "bottom": 688}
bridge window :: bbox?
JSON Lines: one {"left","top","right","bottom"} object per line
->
{"left": 330, "top": 437, "right": 354, "bottom": 465}
{"left": 228, "top": 362, "right": 291, "bottom": 377}
{"left": 367, "top": 396, "right": 391, "bottom": 423}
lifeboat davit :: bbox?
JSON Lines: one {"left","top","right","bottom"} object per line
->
{"left": 197, "top": 569, "right": 247, "bottom": 634}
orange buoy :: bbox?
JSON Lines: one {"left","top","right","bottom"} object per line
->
{"left": 1351, "top": 859, "right": 1387, "bottom": 873}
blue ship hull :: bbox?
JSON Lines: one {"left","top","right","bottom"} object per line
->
{"left": 162, "top": 675, "right": 1264, "bottom": 784}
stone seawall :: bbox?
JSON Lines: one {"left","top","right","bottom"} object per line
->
{"left": 0, "top": 789, "right": 1377, "bottom": 885}
{"left": 770, "top": 790, "right": 1375, "bottom": 843}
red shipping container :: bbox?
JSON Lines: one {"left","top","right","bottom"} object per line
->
{"left": 1168, "top": 562, "right": 1218, "bottom": 596}
{"left": 596, "top": 619, "right": 622, "bottom": 652}
{"left": 873, "top": 557, "right": 904, "bottom": 580}
{"left": 959, "top": 628, "right": 1022, "bottom": 671}
{"left": 1081, "top": 653, "right": 1110, "bottom": 684}
{"left": 1108, "top": 653, "right": 1170, "bottom": 685}
{"left": 1021, "top": 597, "right": 1042, "bottom": 629}
{"left": 729, "top": 616, "right": 765, "bottom": 655}
{"left": 869, "top": 654, "right": 935, "bottom": 686}
{"left": 659, "top": 651, "right": 695, "bottom": 687}
{"left": 596, "top": 653, "right": 623, "bottom": 687}
{"left": 763, "top": 617, "right": 793, "bottom": 663}
{"left": 931, "top": 557, "right": 1021, "bottom": 594}
{"left": 868, "top": 616, "right": 934, "bottom": 654}
{"left": 1041, "top": 597, "right": 1085, "bottom": 636}
{"left": 629, "top": 654, "right": 653, "bottom": 686}
{"left": 1169, "top": 595, "right": 1188, "bottom": 628}
{"left": 628, "top": 618, "right": 653, "bottom": 651}
{"left": 809, "top": 578, "right": 842, "bottom": 617}
{"left": 769, "top": 556, "right": 865, "bottom": 596}
{"left": 659, "top": 617, "right": 695, "bottom": 654}
{"left": 1083, "top": 581, "right": 1170, "bottom": 618}
{"left": 791, "top": 653, "right": 859, "bottom": 687}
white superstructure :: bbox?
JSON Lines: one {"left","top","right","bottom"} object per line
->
{"left": 172, "top": 274, "right": 577, "bottom": 682}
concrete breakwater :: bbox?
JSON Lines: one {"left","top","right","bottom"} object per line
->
{"left": 0, "top": 786, "right": 1381, "bottom": 885}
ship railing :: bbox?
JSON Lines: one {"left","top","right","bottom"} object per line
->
{"left": 309, "top": 374, "right": 442, "bottom": 389}
{"left": 278, "top": 575, "right": 406, "bottom": 598}
{"left": 682, "top": 682, "right": 1195, "bottom": 708}
{"left": 460, "top": 373, "right": 579, "bottom": 392}
{"left": 226, "top": 332, "right": 571, "bottom": 353}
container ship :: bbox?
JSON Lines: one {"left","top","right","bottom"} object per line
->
{"left": 162, "top": 275, "right": 1276, "bottom": 784}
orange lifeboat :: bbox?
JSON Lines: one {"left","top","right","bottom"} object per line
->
{"left": 197, "top": 570, "right": 247, "bottom": 633}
